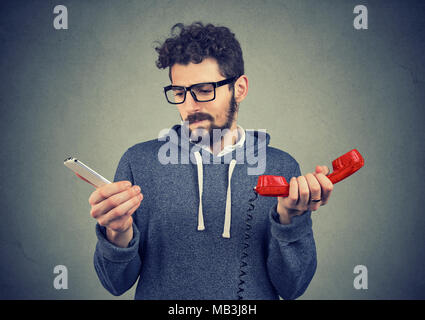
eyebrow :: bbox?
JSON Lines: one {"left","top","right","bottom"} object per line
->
{"left": 171, "top": 77, "right": 236, "bottom": 88}
{"left": 171, "top": 81, "right": 215, "bottom": 87}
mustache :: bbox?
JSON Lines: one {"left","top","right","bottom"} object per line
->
{"left": 185, "top": 113, "right": 214, "bottom": 123}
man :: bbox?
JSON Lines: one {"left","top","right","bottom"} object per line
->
{"left": 88, "top": 22, "right": 333, "bottom": 299}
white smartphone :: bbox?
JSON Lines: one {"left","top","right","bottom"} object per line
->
{"left": 64, "top": 157, "right": 111, "bottom": 188}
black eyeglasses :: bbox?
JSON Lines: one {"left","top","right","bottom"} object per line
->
{"left": 163, "top": 76, "right": 238, "bottom": 105}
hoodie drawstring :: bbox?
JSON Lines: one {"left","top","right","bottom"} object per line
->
{"left": 223, "top": 158, "right": 237, "bottom": 238}
{"left": 194, "top": 151, "right": 237, "bottom": 238}
{"left": 194, "top": 152, "right": 205, "bottom": 231}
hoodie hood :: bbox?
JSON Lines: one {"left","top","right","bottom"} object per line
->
{"left": 163, "top": 124, "right": 270, "bottom": 238}
{"left": 169, "top": 123, "right": 270, "bottom": 162}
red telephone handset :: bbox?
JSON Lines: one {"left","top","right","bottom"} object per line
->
{"left": 254, "top": 149, "right": 365, "bottom": 197}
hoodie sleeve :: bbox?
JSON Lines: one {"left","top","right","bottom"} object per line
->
{"left": 266, "top": 163, "right": 317, "bottom": 300}
{"left": 93, "top": 149, "right": 142, "bottom": 296}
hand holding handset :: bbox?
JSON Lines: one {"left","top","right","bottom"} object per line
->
{"left": 64, "top": 156, "right": 142, "bottom": 248}
{"left": 64, "top": 157, "right": 111, "bottom": 188}
{"left": 254, "top": 149, "right": 365, "bottom": 197}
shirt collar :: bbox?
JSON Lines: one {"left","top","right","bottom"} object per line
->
{"left": 187, "top": 124, "right": 246, "bottom": 157}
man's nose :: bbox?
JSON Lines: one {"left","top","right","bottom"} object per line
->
{"left": 184, "top": 90, "right": 201, "bottom": 112}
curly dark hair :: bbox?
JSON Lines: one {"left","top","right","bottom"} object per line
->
{"left": 155, "top": 22, "right": 244, "bottom": 88}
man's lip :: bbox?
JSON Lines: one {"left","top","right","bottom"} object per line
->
{"left": 191, "top": 119, "right": 208, "bottom": 124}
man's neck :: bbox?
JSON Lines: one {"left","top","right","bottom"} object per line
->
{"left": 209, "top": 124, "right": 239, "bottom": 156}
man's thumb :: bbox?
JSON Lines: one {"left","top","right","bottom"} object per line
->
{"left": 315, "top": 165, "right": 330, "bottom": 175}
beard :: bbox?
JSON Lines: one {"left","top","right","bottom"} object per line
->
{"left": 184, "top": 93, "right": 239, "bottom": 147}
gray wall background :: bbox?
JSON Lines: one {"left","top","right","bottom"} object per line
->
{"left": 1, "top": 0, "right": 424, "bottom": 299}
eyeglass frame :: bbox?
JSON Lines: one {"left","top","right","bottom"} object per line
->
{"left": 163, "top": 76, "right": 238, "bottom": 105}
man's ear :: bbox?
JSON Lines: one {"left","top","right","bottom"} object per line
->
{"left": 234, "top": 75, "right": 248, "bottom": 103}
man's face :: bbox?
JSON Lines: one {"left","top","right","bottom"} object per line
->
{"left": 170, "top": 58, "right": 238, "bottom": 143}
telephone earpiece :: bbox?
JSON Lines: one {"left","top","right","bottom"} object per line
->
{"left": 254, "top": 149, "right": 365, "bottom": 197}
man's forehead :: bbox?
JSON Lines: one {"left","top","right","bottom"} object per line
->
{"left": 171, "top": 58, "right": 223, "bottom": 85}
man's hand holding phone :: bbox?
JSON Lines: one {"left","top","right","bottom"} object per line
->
{"left": 64, "top": 157, "right": 143, "bottom": 248}
{"left": 85, "top": 177, "right": 143, "bottom": 248}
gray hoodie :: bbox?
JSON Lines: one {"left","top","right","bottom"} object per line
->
{"left": 94, "top": 124, "right": 317, "bottom": 299}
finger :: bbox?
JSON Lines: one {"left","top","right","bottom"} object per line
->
{"left": 121, "top": 190, "right": 143, "bottom": 217}
{"left": 305, "top": 173, "right": 321, "bottom": 205}
{"left": 286, "top": 177, "right": 299, "bottom": 207}
{"left": 323, "top": 166, "right": 330, "bottom": 175}
{"left": 296, "top": 176, "right": 309, "bottom": 207}
{"left": 108, "top": 199, "right": 143, "bottom": 231}
{"left": 315, "top": 173, "right": 334, "bottom": 205}
{"left": 89, "top": 180, "right": 132, "bottom": 206}
{"left": 126, "top": 201, "right": 141, "bottom": 216}
{"left": 97, "top": 193, "right": 143, "bottom": 227}
{"left": 315, "top": 165, "right": 330, "bottom": 175}
{"left": 91, "top": 185, "right": 142, "bottom": 219}
{"left": 103, "top": 198, "right": 141, "bottom": 228}
{"left": 109, "top": 198, "right": 141, "bottom": 224}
